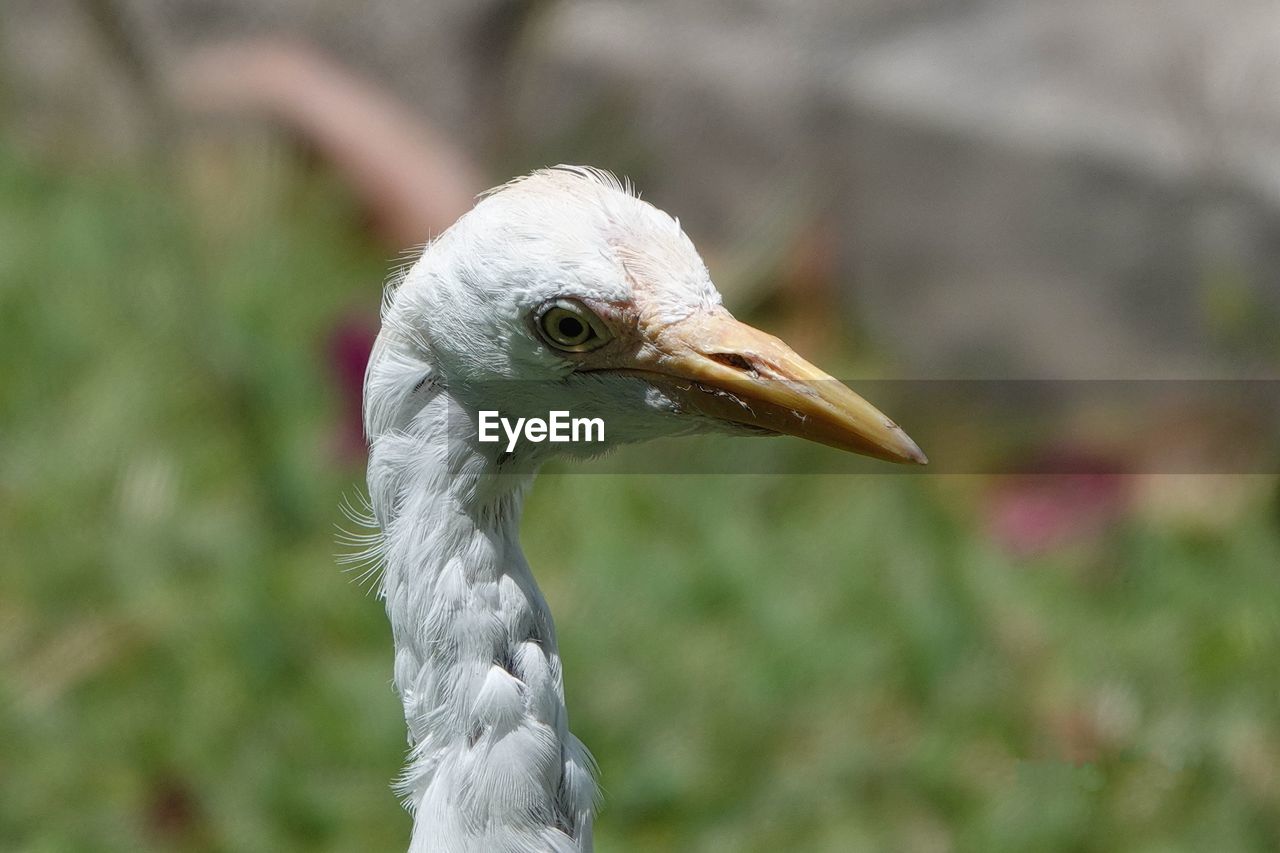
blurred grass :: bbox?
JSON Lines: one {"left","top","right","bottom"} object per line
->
{"left": 1, "top": 141, "right": 1279, "bottom": 852}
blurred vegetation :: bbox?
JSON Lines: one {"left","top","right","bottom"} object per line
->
{"left": 2, "top": 141, "right": 1279, "bottom": 853}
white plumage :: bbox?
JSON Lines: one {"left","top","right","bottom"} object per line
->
{"left": 361, "top": 166, "right": 924, "bottom": 852}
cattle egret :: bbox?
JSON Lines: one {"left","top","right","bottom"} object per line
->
{"left": 360, "top": 166, "right": 925, "bottom": 852}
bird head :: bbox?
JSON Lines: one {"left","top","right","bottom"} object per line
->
{"left": 365, "top": 166, "right": 925, "bottom": 467}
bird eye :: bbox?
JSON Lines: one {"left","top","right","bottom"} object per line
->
{"left": 536, "top": 300, "right": 611, "bottom": 352}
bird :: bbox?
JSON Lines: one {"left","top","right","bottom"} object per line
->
{"left": 360, "top": 166, "right": 926, "bottom": 853}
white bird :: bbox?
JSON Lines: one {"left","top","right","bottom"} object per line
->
{"left": 361, "top": 166, "right": 926, "bottom": 853}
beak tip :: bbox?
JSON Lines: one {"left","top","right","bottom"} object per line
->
{"left": 896, "top": 430, "right": 929, "bottom": 465}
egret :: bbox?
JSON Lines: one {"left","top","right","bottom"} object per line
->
{"left": 361, "top": 166, "right": 926, "bottom": 852}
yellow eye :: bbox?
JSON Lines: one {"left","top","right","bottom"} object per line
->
{"left": 537, "top": 300, "right": 610, "bottom": 352}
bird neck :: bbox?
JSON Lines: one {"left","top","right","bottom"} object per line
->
{"left": 369, "top": 390, "right": 596, "bottom": 853}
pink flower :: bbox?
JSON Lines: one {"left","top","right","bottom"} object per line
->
{"left": 327, "top": 315, "right": 378, "bottom": 461}
{"left": 984, "top": 449, "right": 1131, "bottom": 555}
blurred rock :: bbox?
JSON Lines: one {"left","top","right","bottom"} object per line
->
{"left": 829, "top": 0, "right": 1280, "bottom": 376}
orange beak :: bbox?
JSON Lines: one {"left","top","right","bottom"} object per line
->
{"left": 625, "top": 310, "right": 926, "bottom": 465}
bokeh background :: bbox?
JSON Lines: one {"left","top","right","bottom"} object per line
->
{"left": 3, "top": 1, "right": 1279, "bottom": 850}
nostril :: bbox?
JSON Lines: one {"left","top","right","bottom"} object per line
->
{"left": 710, "top": 353, "right": 758, "bottom": 375}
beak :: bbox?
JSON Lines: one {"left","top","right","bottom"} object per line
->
{"left": 627, "top": 310, "right": 927, "bottom": 464}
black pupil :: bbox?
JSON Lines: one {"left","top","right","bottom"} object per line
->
{"left": 557, "top": 316, "right": 586, "bottom": 340}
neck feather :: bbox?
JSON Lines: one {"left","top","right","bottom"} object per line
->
{"left": 368, "top": 390, "right": 596, "bottom": 853}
